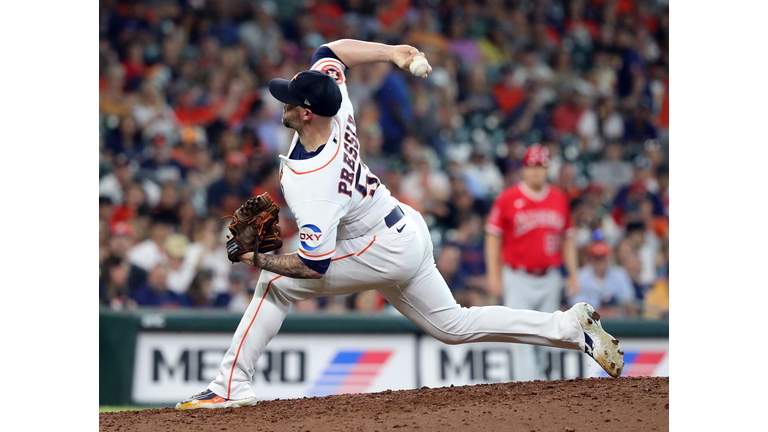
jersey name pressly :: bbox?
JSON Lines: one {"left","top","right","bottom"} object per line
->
{"left": 278, "top": 54, "right": 394, "bottom": 262}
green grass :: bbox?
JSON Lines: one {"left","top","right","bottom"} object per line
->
{"left": 99, "top": 406, "right": 164, "bottom": 413}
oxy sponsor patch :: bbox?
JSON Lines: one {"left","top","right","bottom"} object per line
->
{"left": 299, "top": 224, "right": 323, "bottom": 250}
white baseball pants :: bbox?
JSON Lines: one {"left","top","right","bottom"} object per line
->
{"left": 209, "top": 201, "right": 585, "bottom": 400}
{"left": 502, "top": 266, "right": 564, "bottom": 382}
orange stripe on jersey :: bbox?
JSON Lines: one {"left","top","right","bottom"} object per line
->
{"left": 357, "top": 236, "right": 376, "bottom": 256}
{"left": 301, "top": 248, "right": 336, "bottom": 258}
{"left": 227, "top": 275, "right": 280, "bottom": 399}
{"left": 331, "top": 253, "right": 355, "bottom": 262}
{"left": 283, "top": 118, "right": 342, "bottom": 175}
{"left": 312, "top": 59, "right": 344, "bottom": 71}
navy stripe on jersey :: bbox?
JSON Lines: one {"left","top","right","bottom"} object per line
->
{"left": 289, "top": 140, "right": 326, "bottom": 160}
{"left": 311, "top": 46, "right": 348, "bottom": 69}
{"left": 299, "top": 255, "right": 331, "bottom": 274}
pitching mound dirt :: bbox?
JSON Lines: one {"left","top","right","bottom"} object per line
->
{"left": 100, "top": 376, "right": 668, "bottom": 431}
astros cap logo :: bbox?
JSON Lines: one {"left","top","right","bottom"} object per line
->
{"left": 321, "top": 64, "right": 343, "bottom": 84}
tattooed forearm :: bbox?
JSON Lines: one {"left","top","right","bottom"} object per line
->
{"left": 250, "top": 252, "right": 323, "bottom": 279}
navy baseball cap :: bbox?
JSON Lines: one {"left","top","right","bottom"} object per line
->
{"left": 268, "top": 70, "right": 342, "bottom": 117}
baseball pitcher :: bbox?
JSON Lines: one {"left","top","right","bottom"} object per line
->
{"left": 176, "top": 39, "right": 623, "bottom": 410}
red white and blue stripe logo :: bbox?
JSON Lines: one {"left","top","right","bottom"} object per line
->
{"left": 597, "top": 350, "right": 666, "bottom": 377}
{"left": 308, "top": 350, "right": 393, "bottom": 397}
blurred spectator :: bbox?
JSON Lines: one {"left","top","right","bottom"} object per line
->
{"left": 623, "top": 103, "right": 658, "bottom": 146}
{"left": 457, "top": 65, "right": 496, "bottom": 117}
{"left": 436, "top": 172, "right": 490, "bottom": 231}
{"left": 139, "top": 134, "right": 187, "bottom": 184}
{"left": 444, "top": 213, "right": 487, "bottom": 292}
{"left": 643, "top": 277, "right": 669, "bottom": 319}
{"left": 187, "top": 269, "right": 229, "bottom": 308}
{"left": 587, "top": 142, "right": 633, "bottom": 193}
{"left": 615, "top": 28, "right": 649, "bottom": 109}
{"left": 99, "top": 196, "right": 114, "bottom": 222}
{"left": 593, "top": 96, "right": 624, "bottom": 147}
{"left": 410, "top": 79, "right": 446, "bottom": 156}
{"left": 462, "top": 149, "right": 504, "bottom": 201}
{"left": 551, "top": 80, "right": 597, "bottom": 147}
{"left": 569, "top": 241, "right": 637, "bottom": 318}
{"left": 150, "top": 183, "right": 182, "bottom": 227}
{"left": 401, "top": 149, "right": 451, "bottom": 220}
{"left": 99, "top": 153, "right": 161, "bottom": 207}
{"left": 99, "top": 256, "right": 137, "bottom": 310}
{"left": 616, "top": 220, "right": 659, "bottom": 292}
{"left": 200, "top": 220, "right": 234, "bottom": 294}
{"left": 164, "top": 233, "right": 210, "bottom": 295}
{"left": 346, "top": 290, "right": 386, "bottom": 312}
{"left": 436, "top": 244, "right": 467, "bottom": 293}
{"left": 226, "top": 265, "right": 255, "bottom": 313}
{"left": 512, "top": 46, "right": 555, "bottom": 101}
{"left": 492, "top": 65, "right": 525, "bottom": 116}
{"left": 207, "top": 151, "right": 253, "bottom": 216}
{"left": 121, "top": 42, "right": 146, "bottom": 85}
{"left": 187, "top": 147, "right": 224, "bottom": 196}
{"left": 109, "top": 181, "right": 152, "bottom": 228}
{"left": 106, "top": 221, "right": 135, "bottom": 260}
{"left": 100, "top": 64, "right": 137, "bottom": 117}
{"left": 611, "top": 155, "right": 665, "bottom": 226}
{"left": 239, "top": 1, "right": 283, "bottom": 64}
{"left": 126, "top": 214, "right": 173, "bottom": 273}
{"left": 374, "top": 64, "right": 413, "bottom": 156}
{"left": 588, "top": 46, "right": 618, "bottom": 98}
{"left": 447, "top": 16, "right": 481, "bottom": 67}
{"left": 504, "top": 79, "right": 550, "bottom": 140}
{"left": 555, "top": 162, "right": 581, "bottom": 204}
{"left": 104, "top": 115, "right": 145, "bottom": 161}
{"left": 132, "top": 81, "right": 178, "bottom": 143}
{"left": 131, "top": 264, "right": 191, "bottom": 308}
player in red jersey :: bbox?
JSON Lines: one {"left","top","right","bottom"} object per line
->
{"left": 484, "top": 144, "right": 580, "bottom": 381}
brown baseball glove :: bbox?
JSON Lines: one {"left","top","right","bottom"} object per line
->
{"left": 224, "top": 193, "right": 283, "bottom": 263}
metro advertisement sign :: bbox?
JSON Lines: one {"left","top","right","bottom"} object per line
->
{"left": 419, "top": 338, "right": 668, "bottom": 388}
{"left": 130, "top": 332, "right": 667, "bottom": 404}
{"left": 132, "top": 333, "right": 417, "bottom": 404}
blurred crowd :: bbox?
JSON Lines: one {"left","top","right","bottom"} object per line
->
{"left": 99, "top": 0, "right": 669, "bottom": 319}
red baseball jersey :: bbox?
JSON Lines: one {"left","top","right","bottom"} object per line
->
{"left": 485, "top": 183, "right": 573, "bottom": 270}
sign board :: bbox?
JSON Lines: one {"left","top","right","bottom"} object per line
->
{"left": 132, "top": 333, "right": 417, "bottom": 404}
{"left": 418, "top": 337, "right": 669, "bottom": 388}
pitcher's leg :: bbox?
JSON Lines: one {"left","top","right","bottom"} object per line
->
{"left": 208, "top": 272, "right": 292, "bottom": 400}
{"left": 378, "top": 265, "right": 584, "bottom": 351}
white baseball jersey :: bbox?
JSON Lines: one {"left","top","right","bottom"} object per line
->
{"left": 202, "top": 46, "right": 597, "bottom": 402}
{"left": 278, "top": 54, "right": 394, "bottom": 263}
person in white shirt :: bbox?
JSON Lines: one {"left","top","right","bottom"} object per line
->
{"left": 126, "top": 215, "right": 173, "bottom": 273}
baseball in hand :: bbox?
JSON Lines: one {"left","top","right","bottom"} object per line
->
{"left": 409, "top": 56, "right": 430, "bottom": 78}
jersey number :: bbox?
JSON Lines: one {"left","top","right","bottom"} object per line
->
{"left": 355, "top": 163, "right": 380, "bottom": 197}
{"left": 544, "top": 233, "right": 559, "bottom": 256}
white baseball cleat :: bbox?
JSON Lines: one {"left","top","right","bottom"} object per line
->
{"left": 572, "top": 302, "right": 625, "bottom": 377}
{"left": 175, "top": 389, "right": 258, "bottom": 410}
